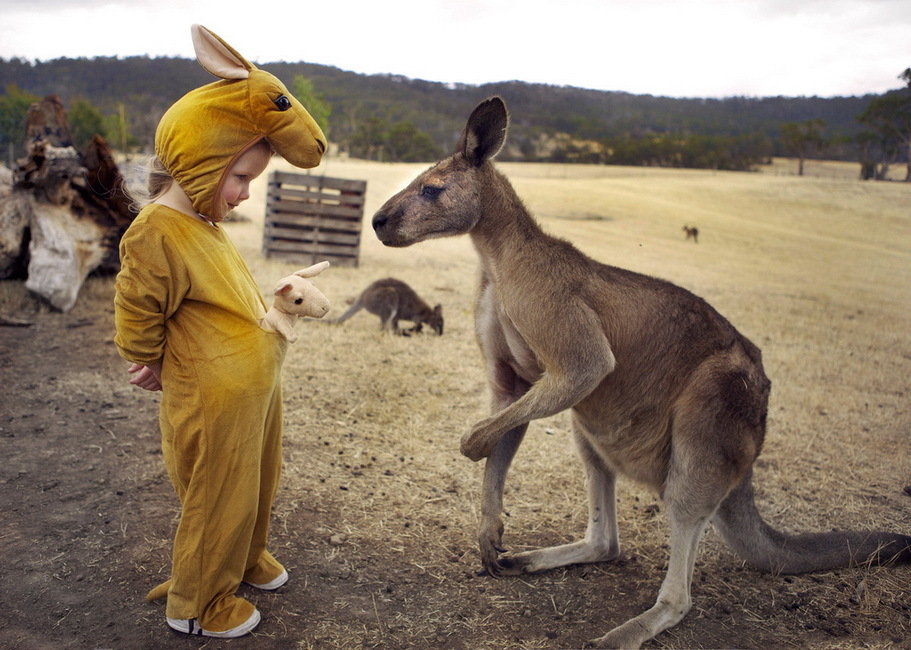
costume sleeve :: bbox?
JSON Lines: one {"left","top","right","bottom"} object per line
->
{"left": 113, "top": 218, "right": 189, "bottom": 365}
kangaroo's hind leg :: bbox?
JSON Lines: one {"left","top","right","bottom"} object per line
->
{"left": 592, "top": 367, "right": 761, "bottom": 648}
{"left": 497, "top": 412, "right": 621, "bottom": 574}
{"left": 592, "top": 490, "right": 713, "bottom": 649}
{"left": 367, "top": 287, "right": 399, "bottom": 332}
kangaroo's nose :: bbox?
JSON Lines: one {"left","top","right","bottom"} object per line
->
{"left": 372, "top": 212, "right": 387, "bottom": 232}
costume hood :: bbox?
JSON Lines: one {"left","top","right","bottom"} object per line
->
{"left": 155, "top": 25, "right": 327, "bottom": 221}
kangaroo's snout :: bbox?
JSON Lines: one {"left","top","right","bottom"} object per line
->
{"left": 372, "top": 207, "right": 411, "bottom": 247}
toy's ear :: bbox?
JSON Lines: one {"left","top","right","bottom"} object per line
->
{"left": 274, "top": 281, "right": 293, "bottom": 296}
{"left": 191, "top": 24, "right": 252, "bottom": 80}
{"left": 295, "top": 260, "right": 330, "bottom": 278}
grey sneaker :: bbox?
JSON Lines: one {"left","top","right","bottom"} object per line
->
{"left": 166, "top": 608, "right": 261, "bottom": 638}
{"left": 245, "top": 569, "right": 289, "bottom": 591}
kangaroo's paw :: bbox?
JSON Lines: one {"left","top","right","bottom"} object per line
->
{"left": 460, "top": 419, "right": 502, "bottom": 461}
{"left": 478, "top": 518, "right": 524, "bottom": 577}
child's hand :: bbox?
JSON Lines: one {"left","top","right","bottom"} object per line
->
{"left": 128, "top": 361, "right": 162, "bottom": 392}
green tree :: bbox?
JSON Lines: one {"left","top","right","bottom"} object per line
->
{"left": 857, "top": 69, "right": 911, "bottom": 181}
{"left": 385, "top": 121, "right": 440, "bottom": 162}
{"left": 780, "top": 119, "right": 826, "bottom": 176}
{"left": 0, "top": 83, "right": 40, "bottom": 166}
{"left": 102, "top": 102, "right": 136, "bottom": 152}
{"left": 348, "top": 117, "right": 388, "bottom": 160}
{"left": 67, "top": 98, "right": 108, "bottom": 151}
{"left": 857, "top": 88, "right": 911, "bottom": 182}
{"left": 900, "top": 68, "right": 911, "bottom": 88}
{"left": 291, "top": 75, "right": 331, "bottom": 136}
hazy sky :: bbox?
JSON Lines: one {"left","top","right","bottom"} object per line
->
{"left": 1, "top": 0, "right": 908, "bottom": 98}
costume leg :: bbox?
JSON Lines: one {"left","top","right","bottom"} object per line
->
{"left": 159, "top": 378, "right": 270, "bottom": 631}
{"left": 244, "top": 383, "right": 287, "bottom": 585}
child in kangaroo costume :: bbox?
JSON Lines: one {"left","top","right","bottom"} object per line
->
{"left": 114, "top": 25, "right": 327, "bottom": 638}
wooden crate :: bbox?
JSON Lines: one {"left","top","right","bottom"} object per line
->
{"left": 263, "top": 170, "right": 367, "bottom": 267}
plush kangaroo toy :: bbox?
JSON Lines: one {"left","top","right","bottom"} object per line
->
{"left": 261, "top": 261, "right": 331, "bottom": 342}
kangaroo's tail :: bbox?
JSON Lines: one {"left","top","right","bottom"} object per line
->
{"left": 327, "top": 299, "right": 362, "bottom": 324}
{"left": 713, "top": 473, "right": 911, "bottom": 574}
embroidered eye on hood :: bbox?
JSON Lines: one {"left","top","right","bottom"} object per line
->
{"left": 154, "top": 24, "right": 327, "bottom": 221}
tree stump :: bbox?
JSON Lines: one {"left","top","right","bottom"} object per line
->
{"left": 0, "top": 96, "right": 134, "bottom": 311}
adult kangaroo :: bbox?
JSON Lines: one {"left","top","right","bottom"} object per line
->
{"left": 371, "top": 97, "right": 911, "bottom": 648}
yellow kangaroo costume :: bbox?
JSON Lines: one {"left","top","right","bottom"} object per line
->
{"left": 114, "top": 25, "right": 326, "bottom": 635}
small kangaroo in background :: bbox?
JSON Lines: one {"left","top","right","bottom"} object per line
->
{"left": 372, "top": 97, "right": 911, "bottom": 649}
{"left": 331, "top": 278, "right": 443, "bottom": 335}
{"left": 683, "top": 224, "right": 699, "bottom": 242}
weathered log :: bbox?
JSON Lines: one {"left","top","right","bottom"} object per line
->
{"left": 24, "top": 95, "right": 74, "bottom": 148}
{"left": 0, "top": 96, "right": 134, "bottom": 310}
{"left": 25, "top": 199, "right": 111, "bottom": 311}
{"left": 0, "top": 164, "right": 11, "bottom": 198}
{"left": 0, "top": 192, "right": 31, "bottom": 279}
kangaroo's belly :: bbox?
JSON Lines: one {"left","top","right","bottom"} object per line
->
{"left": 573, "top": 386, "right": 674, "bottom": 491}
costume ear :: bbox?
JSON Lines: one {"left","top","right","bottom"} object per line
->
{"left": 274, "top": 281, "right": 293, "bottom": 296}
{"left": 295, "top": 260, "right": 330, "bottom": 278}
{"left": 191, "top": 24, "right": 252, "bottom": 80}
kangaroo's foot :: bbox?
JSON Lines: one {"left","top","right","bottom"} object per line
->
{"left": 587, "top": 596, "right": 691, "bottom": 649}
{"left": 481, "top": 537, "right": 620, "bottom": 577}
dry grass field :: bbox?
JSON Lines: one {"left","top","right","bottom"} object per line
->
{"left": 1, "top": 155, "right": 909, "bottom": 649}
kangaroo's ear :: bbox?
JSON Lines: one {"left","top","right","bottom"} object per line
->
{"left": 191, "top": 24, "right": 252, "bottom": 80}
{"left": 274, "top": 281, "right": 293, "bottom": 296}
{"left": 458, "top": 96, "right": 508, "bottom": 167}
{"left": 295, "top": 260, "right": 331, "bottom": 278}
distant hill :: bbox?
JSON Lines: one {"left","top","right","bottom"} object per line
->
{"left": 0, "top": 55, "right": 880, "bottom": 162}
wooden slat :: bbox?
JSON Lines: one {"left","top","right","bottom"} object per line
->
{"left": 268, "top": 187, "right": 337, "bottom": 203}
{"left": 268, "top": 200, "right": 363, "bottom": 219}
{"left": 264, "top": 214, "right": 362, "bottom": 234}
{"left": 265, "top": 243, "right": 359, "bottom": 258}
{"left": 267, "top": 187, "right": 366, "bottom": 208}
{"left": 264, "top": 226, "right": 361, "bottom": 246}
{"left": 263, "top": 249, "right": 359, "bottom": 267}
{"left": 264, "top": 241, "right": 359, "bottom": 256}
{"left": 270, "top": 170, "right": 367, "bottom": 193}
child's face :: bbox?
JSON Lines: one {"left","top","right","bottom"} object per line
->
{"left": 221, "top": 142, "right": 272, "bottom": 212}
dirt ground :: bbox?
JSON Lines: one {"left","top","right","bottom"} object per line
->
{"left": 1, "top": 159, "right": 910, "bottom": 649}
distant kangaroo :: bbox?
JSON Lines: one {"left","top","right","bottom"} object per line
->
{"left": 331, "top": 278, "right": 443, "bottom": 335}
{"left": 683, "top": 224, "right": 699, "bottom": 242}
{"left": 372, "top": 97, "right": 911, "bottom": 649}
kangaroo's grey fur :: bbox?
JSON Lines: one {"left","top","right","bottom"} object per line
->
{"left": 371, "top": 96, "right": 911, "bottom": 648}
{"left": 330, "top": 277, "right": 443, "bottom": 335}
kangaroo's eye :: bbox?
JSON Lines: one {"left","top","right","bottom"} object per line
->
{"left": 294, "top": 298, "right": 303, "bottom": 305}
{"left": 421, "top": 185, "right": 443, "bottom": 200}
{"left": 273, "top": 95, "right": 292, "bottom": 111}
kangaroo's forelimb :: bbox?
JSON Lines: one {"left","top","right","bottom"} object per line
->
{"left": 462, "top": 300, "right": 615, "bottom": 461}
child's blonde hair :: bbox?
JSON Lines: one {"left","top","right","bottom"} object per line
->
{"left": 124, "top": 139, "right": 274, "bottom": 215}
{"left": 122, "top": 155, "right": 173, "bottom": 213}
